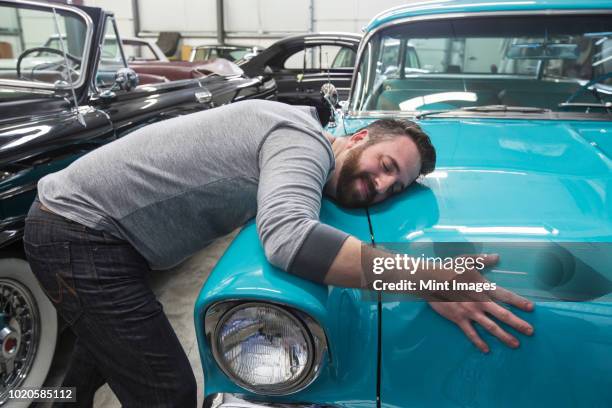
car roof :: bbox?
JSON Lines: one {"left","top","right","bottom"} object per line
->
{"left": 273, "top": 32, "right": 361, "bottom": 45}
{"left": 366, "top": 0, "right": 612, "bottom": 32}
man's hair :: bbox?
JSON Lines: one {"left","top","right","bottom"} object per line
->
{"left": 363, "top": 119, "right": 436, "bottom": 175}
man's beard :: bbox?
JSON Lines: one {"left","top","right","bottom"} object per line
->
{"left": 336, "top": 144, "right": 376, "bottom": 208}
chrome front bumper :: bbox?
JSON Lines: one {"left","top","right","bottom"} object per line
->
{"left": 204, "top": 393, "right": 341, "bottom": 408}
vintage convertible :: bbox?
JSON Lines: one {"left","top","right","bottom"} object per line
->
{"left": 0, "top": 0, "right": 275, "bottom": 405}
{"left": 241, "top": 32, "right": 361, "bottom": 124}
{"left": 195, "top": 1, "right": 612, "bottom": 407}
{"left": 41, "top": 34, "right": 240, "bottom": 84}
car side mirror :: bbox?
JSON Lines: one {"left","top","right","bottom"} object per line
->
{"left": 320, "top": 83, "right": 338, "bottom": 108}
{"left": 114, "top": 67, "right": 139, "bottom": 91}
{"left": 321, "top": 83, "right": 340, "bottom": 128}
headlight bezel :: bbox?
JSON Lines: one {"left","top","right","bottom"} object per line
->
{"left": 204, "top": 300, "right": 328, "bottom": 396}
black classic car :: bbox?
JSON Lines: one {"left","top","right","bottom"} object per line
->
{"left": 0, "top": 0, "right": 275, "bottom": 404}
{"left": 240, "top": 32, "right": 361, "bottom": 124}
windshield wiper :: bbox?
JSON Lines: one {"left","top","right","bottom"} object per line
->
{"left": 558, "top": 101, "right": 612, "bottom": 113}
{"left": 415, "top": 105, "right": 551, "bottom": 119}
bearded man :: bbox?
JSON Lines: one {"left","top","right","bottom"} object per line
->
{"left": 23, "top": 99, "right": 533, "bottom": 408}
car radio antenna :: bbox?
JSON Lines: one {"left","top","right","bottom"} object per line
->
{"left": 52, "top": 7, "right": 86, "bottom": 127}
{"left": 325, "top": 51, "right": 330, "bottom": 84}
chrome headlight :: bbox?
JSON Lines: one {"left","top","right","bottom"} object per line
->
{"left": 205, "top": 301, "right": 327, "bottom": 395}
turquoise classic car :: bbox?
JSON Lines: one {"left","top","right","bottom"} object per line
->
{"left": 195, "top": 1, "right": 612, "bottom": 407}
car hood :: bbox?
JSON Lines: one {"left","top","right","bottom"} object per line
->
{"left": 360, "top": 118, "right": 612, "bottom": 408}
{"left": 366, "top": 118, "right": 612, "bottom": 243}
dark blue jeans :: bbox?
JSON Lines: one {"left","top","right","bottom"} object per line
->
{"left": 23, "top": 199, "right": 196, "bottom": 408}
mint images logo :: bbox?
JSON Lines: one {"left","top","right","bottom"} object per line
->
{"left": 371, "top": 277, "right": 498, "bottom": 293}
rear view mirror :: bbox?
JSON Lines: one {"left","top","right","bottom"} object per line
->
{"left": 506, "top": 43, "right": 579, "bottom": 60}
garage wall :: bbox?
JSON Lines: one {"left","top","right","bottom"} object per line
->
{"left": 83, "top": 0, "right": 421, "bottom": 48}
{"left": 313, "top": 0, "right": 404, "bottom": 33}
{"left": 0, "top": 4, "right": 89, "bottom": 59}
{"left": 224, "top": 0, "right": 310, "bottom": 38}
{"left": 85, "top": 0, "right": 135, "bottom": 37}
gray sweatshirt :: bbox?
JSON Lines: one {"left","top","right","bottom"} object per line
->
{"left": 37, "top": 100, "right": 348, "bottom": 280}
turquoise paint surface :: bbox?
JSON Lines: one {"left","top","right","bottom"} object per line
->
{"left": 366, "top": 0, "right": 612, "bottom": 32}
{"left": 196, "top": 114, "right": 612, "bottom": 406}
{"left": 194, "top": 201, "right": 379, "bottom": 407}
{"left": 363, "top": 117, "right": 612, "bottom": 407}
{"left": 195, "top": 1, "right": 612, "bottom": 405}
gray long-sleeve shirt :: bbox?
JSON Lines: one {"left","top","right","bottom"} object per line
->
{"left": 38, "top": 100, "right": 349, "bottom": 278}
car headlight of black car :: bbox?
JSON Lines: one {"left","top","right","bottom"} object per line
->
{"left": 204, "top": 301, "right": 328, "bottom": 395}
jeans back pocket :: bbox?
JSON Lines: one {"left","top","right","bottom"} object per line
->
{"left": 24, "top": 241, "right": 82, "bottom": 325}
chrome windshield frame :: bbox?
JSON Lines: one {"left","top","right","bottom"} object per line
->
{"left": 347, "top": 9, "right": 612, "bottom": 119}
{"left": 0, "top": 0, "right": 94, "bottom": 91}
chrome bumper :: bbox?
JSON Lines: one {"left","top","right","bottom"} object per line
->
{"left": 204, "top": 393, "right": 341, "bottom": 408}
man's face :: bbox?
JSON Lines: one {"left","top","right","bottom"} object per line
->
{"left": 336, "top": 135, "right": 422, "bottom": 208}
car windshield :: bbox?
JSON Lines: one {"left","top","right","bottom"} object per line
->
{"left": 122, "top": 41, "right": 159, "bottom": 61}
{"left": 193, "top": 47, "right": 249, "bottom": 62}
{"left": 351, "top": 14, "right": 612, "bottom": 116}
{"left": 0, "top": 3, "right": 88, "bottom": 89}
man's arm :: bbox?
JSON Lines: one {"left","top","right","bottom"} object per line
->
{"left": 256, "top": 126, "right": 349, "bottom": 279}
{"left": 257, "top": 128, "right": 533, "bottom": 353}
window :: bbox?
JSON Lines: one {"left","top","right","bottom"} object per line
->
{"left": 283, "top": 45, "right": 355, "bottom": 70}
{"left": 122, "top": 42, "right": 158, "bottom": 61}
{"left": 331, "top": 47, "right": 356, "bottom": 68}
{"left": 0, "top": 4, "right": 87, "bottom": 87}
{"left": 192, "top": 48, "right": 209, "bottom": 62}
{"left": 192, "top": 47, "right": 249, "bottom": 62}
{"left": 353, "top": 15, "right": 612, "bottom": 112}
{"left": 95, "top": 16, "right": 127, "bottom": 89}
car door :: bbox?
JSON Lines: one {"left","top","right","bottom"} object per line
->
{"left": 0, "top": 0, "right": 114, "bottom": 232}
{"left": 272, "top": 42, "right": 357, "bottom": 123}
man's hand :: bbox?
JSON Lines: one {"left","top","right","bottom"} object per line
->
{"left": 427, "top": 254, "right": 534, "bottom": 353}
{"left": 324, "top": 238, "right": 535, "bottom": 353}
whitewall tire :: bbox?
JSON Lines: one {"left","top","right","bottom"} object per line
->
{"left": 0, "top": 258, "right": 58, "bottom": 407}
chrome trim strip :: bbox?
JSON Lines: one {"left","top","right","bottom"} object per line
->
{"left": 0, "top": 215, "right": 26, "bottom": 247}
{"left": 0, "top": 0, "right": 94, "bottom": 91}
{"left": 204, "top": 300, "right": 328, "bottom": 396}
{"left": 204, "top": 393, "right": 342, "bottom": 408}
{"left": 0, "top": 215, "right": 25, "bottom": 229}
{"left": 0, "top": 228, "right": 22, "bottom": 248}
{"left": 348, "top": 9, "right": 612, "bottom": 114}
{"left": 343, "top": 109, "right": 612, "bottom": 122}
{"left": 0, "top": 182, "right": 37, "bottom": 200}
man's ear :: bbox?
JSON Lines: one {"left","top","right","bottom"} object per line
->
{"left": 347, "top": 129, "right": 368, "bottom": 148}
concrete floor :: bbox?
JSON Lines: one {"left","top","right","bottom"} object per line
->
{"left": 38, "top": 230, "right": 239, "bottom": 408}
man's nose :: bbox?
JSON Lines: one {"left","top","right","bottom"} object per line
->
{"left": 374, "top": 174, "right": 395, "bottom": 194}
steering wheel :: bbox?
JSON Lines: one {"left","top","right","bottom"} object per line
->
{"left": 16, "top": 47, "right": 81, "bottom": 81}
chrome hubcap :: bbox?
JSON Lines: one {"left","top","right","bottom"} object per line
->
{"left": 0, "top": 279, "right": 40, "bottom": 404}
{"left": 0, "top": 325, "right": 20, "bottom": 360}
